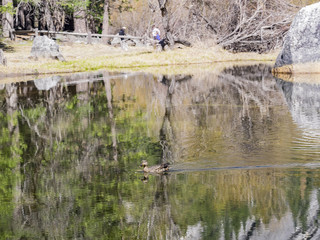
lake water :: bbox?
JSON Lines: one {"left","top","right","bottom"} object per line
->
{"left": 1, "top": 64, "right": 320, "bottom": 239}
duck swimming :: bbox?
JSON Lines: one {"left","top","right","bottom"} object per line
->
{"left": 140, "top": 160, "right": 170, "bottom": 173}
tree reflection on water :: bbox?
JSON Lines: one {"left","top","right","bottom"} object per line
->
{"left": 0, "top": 65, "right": 320, "bottom": 239}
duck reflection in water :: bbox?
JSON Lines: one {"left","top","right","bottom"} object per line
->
{"left": 140, "top": 160, "right": 170, "bottom": 183}
{"left": 140, "top": 160, "right": 170, "bottom": 173}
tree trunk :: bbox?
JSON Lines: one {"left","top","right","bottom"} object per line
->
{"left": 25, "top": 10, "right": 32, "bottom": 30}
{"left": 34, "top": 5, "right": 39, "bottom": 29}
{"left": 2, "top": 0, "right": 14, "bottom": 38}
{"left": 52, "top": 6, "right": 65, "bottom": 31}
{"left": 158, "top": 0, "right": 174, "bottom": 46}
{"left": 44, "top": 1, "right": 55, "bottom": 31}
{"left": 73, "top": 0, "right": 87, "bottom": 33}
{"left": 17, "top": 3, "right": 33, "bottom": 30}
{"left": 102, "top": 0, "right": 109, "bottom": 44}
{"left": 18, "top": 4, "right": 26, "bottom": 29}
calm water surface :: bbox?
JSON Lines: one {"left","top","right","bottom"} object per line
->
{"left": 1, "top": 65, "right": 320, "bottom": 239}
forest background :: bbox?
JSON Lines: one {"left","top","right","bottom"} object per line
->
{"left": 0, "top": 0, "right": 319, "bottom": 53}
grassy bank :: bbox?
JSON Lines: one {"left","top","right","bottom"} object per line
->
{"left": 0, "top": 40, "right": 279, "bottom": 78}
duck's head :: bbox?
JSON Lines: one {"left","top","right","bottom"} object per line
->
{"left": 140, "top": 160, "right": 148, "bottom": 168}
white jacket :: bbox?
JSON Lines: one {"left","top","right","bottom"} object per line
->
{"left": 152, "top": 27, "right": 160, "bottom": 37}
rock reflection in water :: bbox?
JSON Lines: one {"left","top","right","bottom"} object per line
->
{"left": 0, "top": 66, "right": 320, "bottom": 239}
{"left": 276, "top": 78, "right": 320, "bottom": 156}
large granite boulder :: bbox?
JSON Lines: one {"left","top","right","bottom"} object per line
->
{"left": 274, "top": 2, "right": 320, "bottom": 68}
{"left": 0, "top": 49, "right": 7, "bottom": 66}
{"left": 30, "top": 36, "right": 65, "bottom": 61}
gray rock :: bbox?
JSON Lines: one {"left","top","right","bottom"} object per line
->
{"left": 30, "top": 36, "right": 65, "bottom": 61}
{"left": 111, "top": 34, "right": 139, "bottom": 47}
{"left": 0, "top": 49, "right": 7, "bottom": 66}
{"left": 111, "top": 34, "right": 122, "bottom": 46}
{"left": 275, "top": 3, "right": 320, "bottom": 67}
{"left": 132, "top": 39, "right": 143, "bottom": 47}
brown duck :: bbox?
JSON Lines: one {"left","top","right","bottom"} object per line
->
{"left": 140, "top": 160, "right": 170, "bottom": 173}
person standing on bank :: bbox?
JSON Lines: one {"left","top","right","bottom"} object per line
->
{"left": 152, "top": 25, "right": 161, "bottom": 41}
{"left": 119, "top": 27, "right": 126, "bottom": 41}
{"left": 118, "top": 27, "right": 128, "bottom": 51}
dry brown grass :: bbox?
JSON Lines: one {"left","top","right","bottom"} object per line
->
{"left": 0, "top": 40, "right": 279, "bottom": 78}
{"left": 272, "top": 62, "right": 320, "bottom": 83}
